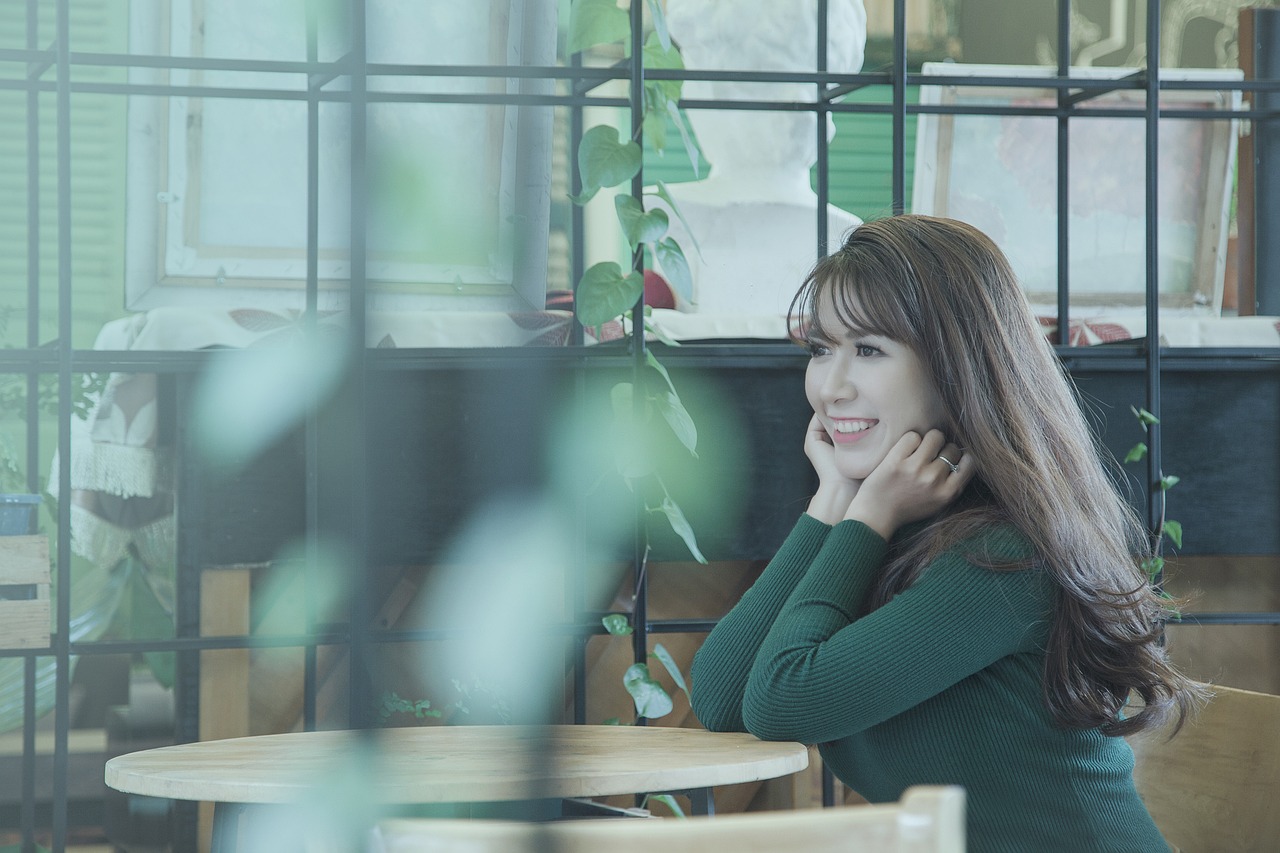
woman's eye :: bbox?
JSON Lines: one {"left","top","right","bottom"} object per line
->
{"left": 855, "top": 344, "right": 881, "bottom": 357}
{"left": 805, "top": 341, "right": 831, "bottom": 357}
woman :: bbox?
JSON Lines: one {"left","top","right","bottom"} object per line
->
{"left": 689, "top": 215, "right": 1202, "bottom": 852}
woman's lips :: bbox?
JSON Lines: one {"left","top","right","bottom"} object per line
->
{"left": 828, "top": 418, "right": 877, "bottom": 444}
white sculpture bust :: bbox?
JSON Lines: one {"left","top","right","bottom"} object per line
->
{"left": 654, "top": 0, "right": 868, "bottom": 316}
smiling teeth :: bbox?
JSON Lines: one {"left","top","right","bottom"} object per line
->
{"left": 833, "top": 421, "right": 873, "bottom": 433}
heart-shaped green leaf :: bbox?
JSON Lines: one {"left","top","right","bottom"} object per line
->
{"left": 1124, "top": 442, "right": 1148, "bottom": 463}
{"left": 574, "top": 125, "right": 642, "bottom": 204}
{"left": 577, "top": 261, "right": 644, "bottom": 326}
{"left": 623, "top": 663, "right": 674, "bottom": 719}
{"left": 1161, "top": 519, "right": 1183, "bottom": 549}
{"left": 567, "top": 0, "right": 630, "bottom": 54}
{"left": 654, "top": 237, "right": 693, "bottom": 303}
{"left": 615, "top": 195, "right": 669, "bottom": 250}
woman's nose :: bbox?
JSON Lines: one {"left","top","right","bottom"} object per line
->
{"left": 820, "top": 358, "right": 855, "bottom": 402}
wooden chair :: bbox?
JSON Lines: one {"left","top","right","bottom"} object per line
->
{"left": 370, "top": 785, "right": 965, "bottom": 853}
{"left": 1128, "top": 684, "right": 1280, "bottom": 852}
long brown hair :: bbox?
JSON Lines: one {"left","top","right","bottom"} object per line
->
{"left": 790, "top": 214, "right": 1203, "bottom": 736}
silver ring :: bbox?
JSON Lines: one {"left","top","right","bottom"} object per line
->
{"left": 938, "top": 454, "right": 959, "bottom": 474}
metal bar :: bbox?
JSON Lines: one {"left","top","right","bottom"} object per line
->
{"left": 1168, "top": 613, "right": 1280, "bottom": 625}
{"left": 303, "top": 0, "right": 322, "bottom": 735}
{"left": 22, "top": 655, "right": 36, "bottom": 853}
{"left": 51, "top": 1, "right": 75, "bottom": 849}
{"left": 1056, "top": 0, "right": 1070, "bottom": 347}
{"left": 1064, "top": 70, "right": 1146, "bottom": 106}
{"left": 346, "top": 0, "right": 374, "bottom": 731}
{"left": 49, "top": 2, "right": 75, "bottom": 850}
{"left": 628, "top": 0, "right": 650, "bottom": 726}
{"left": 1144, "top": 3, "right": 1165, "bottom": 551}
{"left": 569, "top": 41, "right": 588, "bottom": 727}
{"left": 891, "top": 0, "right": 906, "bottom": 213}
{"left": 817, "top": 0, "right": 829, "bottom": 257}
{"left": 0, "top": 342, "right": 1277, "bottom": 375}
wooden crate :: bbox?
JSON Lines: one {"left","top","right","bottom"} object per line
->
{"left": 0, "top": 534, "right": 51, "bottom": 649}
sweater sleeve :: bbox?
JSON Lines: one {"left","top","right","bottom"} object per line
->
{"left": 689, "top": 514, "right": 832, "bottom": 732}
{"left": 741, "top": 520, "right": 1051, "bottom": 744}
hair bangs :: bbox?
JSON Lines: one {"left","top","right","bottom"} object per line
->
{"left": 789, "top": 253, "right": 919, "bottom": 349}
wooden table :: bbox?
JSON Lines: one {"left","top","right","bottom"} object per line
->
{"left": 105, "top": 725, "right": 810, "bottom": 851}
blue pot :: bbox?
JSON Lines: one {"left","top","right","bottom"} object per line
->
{"left": 0, "top": 493, "right": 41, "bottom": 535}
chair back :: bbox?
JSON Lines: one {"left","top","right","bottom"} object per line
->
{"left": 1128, "top": 684, "right": 1280, "bottom": 852}
{"left": 372, "top": 785, "right": 965, "bottom": 853}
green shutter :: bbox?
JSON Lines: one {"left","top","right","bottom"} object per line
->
{"left": 640, "top": 88, "right": 921, "bottom": 223}
{"left": 0, "top": 0, "right": 129, "bottom": 350}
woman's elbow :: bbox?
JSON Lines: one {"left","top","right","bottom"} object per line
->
{"left": 741, "top": 689, "right": 803, "bottom": 742}
{"left": 689, "top": 691, "right": 744, "bottom": 733}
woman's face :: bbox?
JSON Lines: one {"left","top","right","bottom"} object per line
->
{"left": 803, "top": 290, "right": 947, "bottom": 482}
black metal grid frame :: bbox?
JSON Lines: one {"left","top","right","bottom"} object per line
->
{"left": 1, "top": 1, "right": 1279, "bottom": 850}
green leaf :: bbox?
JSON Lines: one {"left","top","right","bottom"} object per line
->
{"left": 642, "top": 31, "right": 683, "bottom": 102}
{"left": 615, "top": 195, "right": 669, "bottom": 250}
{"left": 654, "top": 237, "right": 693, "bottom": 303}
{"left": 1161, "top": 519, "right": 1183, "bottom": 549}
{"left": 610, "top": 381, "right": 635, "bottom": 417}
{"left": 1131, "top": 406, "right": 1160, "bottom": 429}
{"left": 649, "top": 180, "right": 704, "bottom": 258}
{"left": 573, "top": 125, "right": 643, "bottom": 204}
{"left": 643, "top": 95, "right": 669, "bottom": 152}
{"left": 567, "top": 0, "right": 631, "bottom": 54}
{"left": 644, "top": 317, "right": 681, "bottom": 347}
{"left": 610, "top": 382, "right": 655, "bottom": 480}
{"left": 1159, "top": 592, "right": 1183, "bottom": 619}
{"left": 577, "top": 261, "right": 645, "bottom": 326}
{"left": 1140, "top": 556, "right": 1165, "bottom": 581}
{"left": 602, "top": 717, "right": 622, "bottom": 726}
{"left": 666, "top": 99, "right": 701, "bottom": 179}
{"left": 655, "top": 390, "right": 697, "bottom": 456}
{"left": 650, "top": 642, "right": 690, "bottom": 701}
{"left": 644, "top": 349, "right": 677, "bottom": 396}
{"left": 645, "top": 0, "right": 672, "bottom": 53}
{"left": 623, "top": 663, "right": 674, "bottom": 719}
{"left": 602, "top": 613, "right": 634, "bottom": 636}
{"left": 1124, "top": 442, "right": 1148, "bottom": 463}
{"left": 657, "top": 493, "right": 706, "bottom": 563}
{"left": 644, "top": 793, "right": 686, "bottom": 818}
{"left": 1158, "top": 474, "right": 1180, "bottom": 491}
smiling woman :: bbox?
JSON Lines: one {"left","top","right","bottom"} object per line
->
{"left": 691, "top": 214, "right": 1204, "bottom": 853}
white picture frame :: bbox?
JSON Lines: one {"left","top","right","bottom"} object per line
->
{"left": 912, "top": 63, "right": 1241, "bottom": 311}
{"left": 124, "top": 0, "right": 556, "bottom": 313}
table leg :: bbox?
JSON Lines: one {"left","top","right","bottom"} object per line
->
{"left": 684, "top": 788, "right": 715, "bottom": 816}
{"left": 210, "top": 802, "right": 248, "bottom": 853}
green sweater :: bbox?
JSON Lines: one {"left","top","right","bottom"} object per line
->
{"left": 690, "top": 515, "right": 1169, "bottom": 853}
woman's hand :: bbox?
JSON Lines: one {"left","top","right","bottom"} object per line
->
{"left": 844, "top": 429, "right": 976, "bottom": 539}
{"left": 803, "top": 414, "right": 861, "bottom": 524}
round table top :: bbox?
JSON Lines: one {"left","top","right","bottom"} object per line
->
{"left": 104, "top": 724, "right": 809, "bottom": 805}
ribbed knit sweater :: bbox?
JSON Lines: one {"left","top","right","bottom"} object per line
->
{"left": 690, "top": 514, "right": 1170, "bottom": 853}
